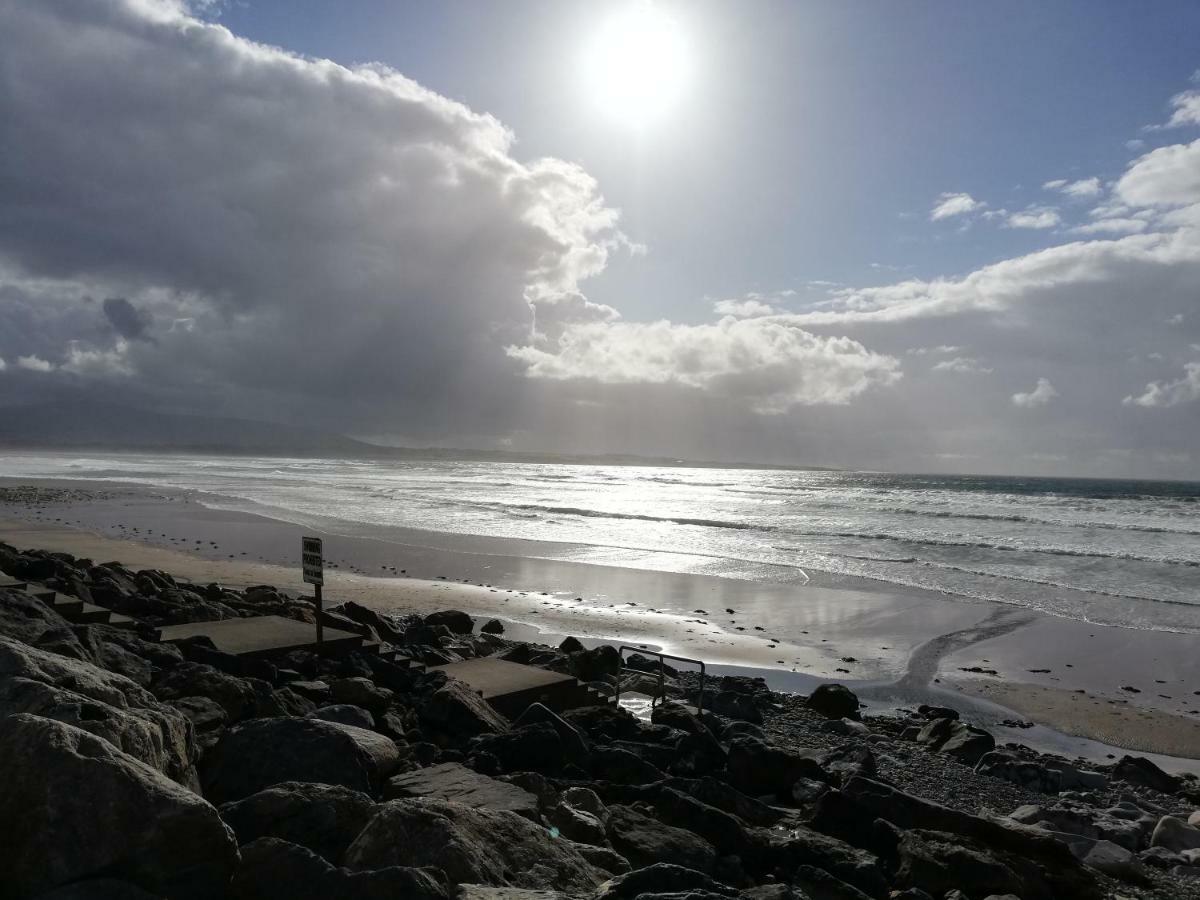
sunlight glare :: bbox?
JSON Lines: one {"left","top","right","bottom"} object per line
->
{"left": 581, "top": 3, "right": 690, "bottom": 127}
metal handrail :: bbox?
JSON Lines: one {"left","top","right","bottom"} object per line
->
{"left": 615, "top": 645, "right": 706, "bottom": 713}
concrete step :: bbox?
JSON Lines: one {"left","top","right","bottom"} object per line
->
{"left": 37, "top": 592, "right": 85, "bottom": 617}
{"left": 72, "top": 602, "right": 116, "bottom": 624}
{"left": 106, "top": 613, "right": 140, "bottom": 631}
{"left": 0, "top": 578, "right": 29, "bottom": 592}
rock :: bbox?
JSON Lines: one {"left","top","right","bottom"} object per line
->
{"left": 0, "top": 635, "right": 197, "bottom": 786}
{"left": 917, "top": 704, "right": 959, "bottom": 721}
{"left": 231, "top": 837, "right": 448, "bottom": 900}
{"left": 32, "top": 878, "right": 162, "bottom": 899}
{"left": 1151, "top": 815, "right": 1200, "bottom": 852}
{"left": 456, "top": 889, "right": 571, "bottom": 900}
{"left": 976, "top": 751, "right": 1106, "bottom": 794}
{"left": 819, "top": 745, "right": 877, "bottom": 784}
{"left": 480, "top": 619, "right": 505, "bottom": 635}
{"left": 559, "top": 636, "right": 585, "bottom": 653}
{"left": 562, "top": 786, "right": 607, "bottom": 819}
{"left": 420, "top": 679, "right": 509, "bottom": 739}
{"left": 820, "top": 717, "right": 870, "bottom": 737}
{"left": 218, "top": 782, "right": 377, "bottom": 865}
{"left": 691, "top": 776, "right": 782, "bottom": 827}
{"left": 545, "top": 800, "right": 608, "bottom": 845}
{"left": 567, "top": 644, "right": 621, "bottom": 682}
{"left": 288, "top": 680, "right": 332, "bottom": 703}
{"left": 424, "top": 610, "right": 475, "bottom": 635}
{"left": 605, "top": 804, "right": 717, "bottom": 874}
{"left": 811, "top": 777, "right": 1101, "bottom": 899}
{"left": 309, "top": 703, "right": 375, "bottom": 730}
{"left": 573, "top": 844, "right": 631, "bottom": 876}
{"left": 589, "top": 745, "right": 666, "bottom": 785}
{"left": 202, "top": 716, "right": 401, "bottom": 804}
{"left": 790, "top": 864, "right": 873, "bottom": 900}
{"left": 513, "top": 702, "right": 590, "bottom": 762}
{"left": 726, "top": 736, "right": 828, "bottom": 797}
{"left": 0, "top": 713, "right": 238, "bottom": 899}
{"left": 937, "top": 722, "right": 996, "bottom": 765}
{"left": 805, "top": 684, "right": 860, "bottom": 720}
{"left": 651, "top": 787, "right": 750, "bottom": 855}
{"left": 707, "top": 690, "right": 762, "bottom": 723}
{"left": 592, "top": 863, "right": 735, "bottom": 900}
{"left": 895, "top": 829, "right": 1024, "bottom": 898}
{"left": 1081, "top": 839, "right": 1148, "bottom": 884}
{"left": 472, "top": 722, "right": 565, "bottom": 773}
{"left": 329, "top": 676, "right": 394, "bottom": 716}
{"left": 0, "top": 589, "right": 93, "bottom": 662}
{"left": 344, "top": 798, "right": 605, "bottom": 893}
{"left": 1113, "top": 755, "right": 1181, "bottom": 793}
{"left": 1190, "top": 810, "right": 1200, "bottom": 827}
{"left": 152, "top": 662, "right": 283, "bottom": 723}
{"left": 384, "top": 762, "right": 539, "bottom": 818}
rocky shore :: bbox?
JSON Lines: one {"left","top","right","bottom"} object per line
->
{"left": 3, "top": 540, "right": 1200, "bottom": 899}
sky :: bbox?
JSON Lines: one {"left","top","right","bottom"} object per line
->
{"left": 1, "top": 0, "right": 1199, "bottom": 478}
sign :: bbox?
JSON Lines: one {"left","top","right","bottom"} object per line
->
{"left": 302, "top": 536, "right": 324, "bottom": 586}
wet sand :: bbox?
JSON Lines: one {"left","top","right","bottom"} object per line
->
{"left": 3, "top": 477, "right": 1200, "bottom": 765}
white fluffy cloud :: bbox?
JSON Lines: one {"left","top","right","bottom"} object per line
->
{"left": 16, "top": 355, "right": 54, "bottom": 373}
{"left": 932, "top": 356, "right": 993, "bottom": 374}
{"left": 713, "top": 298, "right": 778, "bottom": 318}
{"left": 1006, "top": 206, "right": 1061, "bottom": 229}
{"left": 508, "top": 317, "right": 901, "bottom": 413}
{"left": 1048, "top": 177, "right": 1102, "bottom": 198}
{"left": 1124, "top": 362, "right": 1200, "bottom": 407}
{"left": 930, "top": 192, "right": 984, "bottom": 221}
{"left": 1012, "top": 378, "right": 1058, "bottom": 408}
{"left": 1115, "top": 139, "right": 1200, "bottom": 208}
{"left": 1167, "top": 88, "right": 1200, "bottom": 128}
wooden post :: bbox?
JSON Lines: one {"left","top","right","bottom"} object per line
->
{"left": 315, "top": 582, "right": 324, "bottom": 649}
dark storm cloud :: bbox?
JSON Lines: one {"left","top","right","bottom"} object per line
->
{"left": 101, "top": 298, "right": 150, "bottom": 340}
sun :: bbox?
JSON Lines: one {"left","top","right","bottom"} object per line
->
{"left": 581, "top": 3, "right": 690, "bottom": 128}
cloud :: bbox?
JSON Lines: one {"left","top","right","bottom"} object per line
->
{"left": 1012, "top": 378, "right": 1058, "bottom": 408}
{"left": 507, "top": 317, "right": 902, "bottom": 414}
{"left": 1124, "top": 362, "right": 1200, "bottom": 407}
{"left": 908, "top": 345, "right": 962, "bottom": 356}
{"left": 1049, "top": 177, "right": 1102, "bottom": 198}
{"left": 0, "top": 357, "right": 6, "bottom": 371}
{"left": 930, "top": 193, "right": 984, "bottom": 221}
{"left": 16, "top": 355, "right": 54, "bottom": 373}
{"left": 932, "top": 356, "right": 993, "bottom": 374}
{"left": 1166, "top": 89, "right": 1200, "bottom": 128}
{"left": 713, "top": 298, "right": 778, "bottom": 318}
{"left": 1070, "top": 218, "right": 1148, "bottom": 236}
{"left": 1006, "top": 206, "right": 1061, "bottom": 229}
{"left": 1115, "top": 139, "right": 1200, "bottom": 208}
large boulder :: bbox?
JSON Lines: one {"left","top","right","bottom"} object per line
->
{"left": 201, "top": 717, "right": 401, "bottom": 804}
{"left": 424, "top": 610, "right": 475, "bottom": 635}
{"left": 231, "top": 837, "right": 448, "bottom": 900}
{"left": 1151, "top": 816, "right": 1200, "bottom": 852}
{"left": 1113, "top": 755, "right": 1181, "bottom": 794}
{"left": 726, "top": 736, "right": 829, "bottom": 797}
{"left": 420, "top": 680, "right": 510, "bottom": 739}
{"left": 0, "top": 714, "right": 238, "bottom": 899}
{"left": 0, "top": 635, "right": 196, "bottom": 785}
{"left": 219, "top": 782, "right": 378, "bottom": 865}
{"left": 329, "top": 676, "right": 394, "bottom": 716}
{"left": 592, "top": 864, "right": 733, "bottom": 900}
{"left": 152, "top": 662, "right": 284, "bottom": 723}
{"left": 895, "top": 829, "right": 1025, "bottom": 898}
{"left": 384, "top": 763, "right": 539, "bottom": 818}
{"left": 605, "top": 804, "right": 717, "bottom": 874}
{"left": 805, "top": 684, "right": 860, "bottom": 720}
{"left": 0, "top": 589, "right": 94, "bottom": 662}
{"left": 344, "top": 798, "right": 606, "bottom": 893}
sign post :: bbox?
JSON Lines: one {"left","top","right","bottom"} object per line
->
{"left": 302, "top": 536, "right": 324, "bottom": 649}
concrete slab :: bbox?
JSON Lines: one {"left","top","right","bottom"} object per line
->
{"left": 158, "top": 615, "right": 364, "bottom": 658}
{"left": 430, "top": 657, "right": 582, "bottom": 717}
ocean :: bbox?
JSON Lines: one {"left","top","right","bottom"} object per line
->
{"left": 2, "top": 452, "right": 1198, "bottom": 633}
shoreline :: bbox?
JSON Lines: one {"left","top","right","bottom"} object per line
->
{"left": 3, "top": 478, "right": 1200, "bottom": 769}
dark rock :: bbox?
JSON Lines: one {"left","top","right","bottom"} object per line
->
{"left": 707, "top": 690, "right": 762, "bottom": 723}
{"left": 592, "top": 864, "right": 736, "bottom": 900}
{"left": 219, "top": 782, "right": 377, "bottom": 865}
{"left": 762, "top": 824, "right": 887, "bottom": 898}
{"left": 231, "top": 837, "right": 448, "bottom": 900}
{"left": 310, "top": 703, "right": 375, "bottom": 730}
{"left": 424, "top": 610, "right": 475, "bottom": 635}
{"left": 344, "top": 798, "right": 605, "bottom": 892}
{"left": 480, "top": 619, "right": 505, "bottom": 634}
{"left": 819, "top": 745, "right": 877, "bottom": 784}
{"left": 606, "top": 805, "right": 717, "bottom": 874}
{"left": 917, "top": 704, "right": 959, "bottom": 720}
{"left": 0, "top": 713, "right": 237, "bottom": 900}
{"left": 563, "top": 704, "right": 643, "bottom": 742}
{"left": 937, "top": 723, "right": 996, "bottom": 765}
{"left": 574, "top": 844, "right": 632, "bottom": 876}
{"left": 330, "top": 677, "right": 393, "bottom": 716}
{"left": 559, "top": 636, "right": 585, "bottom": 653}
{"left": 690, "top": 777, "right": 782, "bottom": 827}
{"left": 288, "top": 680, "right": 332, "bottom": 703}
{"left": 384, "top": 762, "right": 539, "bottom": 818}
{"left": 805, "top": 684, "right": 860, "bottom": 721}
{"left": 273, "top": 686, "right": 318, "bottom": 717}
{"left": 0, "top": 635, "right": 197, "bottom": 786}
{"left": 590, "top": 745, "right": 667, "bottom": 785}
{"left": 895, "top": 829, "right": 1024, "bottom": 898}
{"left": 32, "top": 878, "right": 161, "bottom": 900}
{"left": 790, "top": 864, "right": 873, "bottom": 900}
{"left": 1113, "top": 755, "right": 1181, "bottom": 794}
{"left": 726, "top": 736, "right": 828, "bottom": 798}
{"left": 545, "top": 799, "right": 608, "bottom": 845}
{"left": 472, "top": 722, "right": 565, "bottom": 773}
{"left": 201, "top": 716, "right": 401, "bottom": 804}
{"left": 152, "top": 662, "right": 283, "bottom": 723}
{"left": 513, "top": 701, "right": 590, "bottom": 762}
{"left": 651, "top": 787, "right": 750, "bottom": 855}
{"left": 0, "top": 589, "right": 94, "bottom": 662}
{"left": 420, "top": 679, "right": 510, "bottom": 739}
{"left": 568, "top": 644, "right": 621, "bottom": 682}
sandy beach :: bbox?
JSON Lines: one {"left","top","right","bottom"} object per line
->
{"left": 3, "top": 477, "right": 1200, "bottom": 769}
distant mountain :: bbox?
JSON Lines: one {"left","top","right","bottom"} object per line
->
{"left": 0, "top": 400, "right": 834, "bottom": 471}
{"left": 0, "top": 400, "right": 378, "bottom": 457}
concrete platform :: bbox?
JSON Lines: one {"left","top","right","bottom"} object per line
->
{"left": 430, "top": 657, "right": 586, "bottom": 717}
{"left": 158, "top": 615, "right": 365, "bottom": 658}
